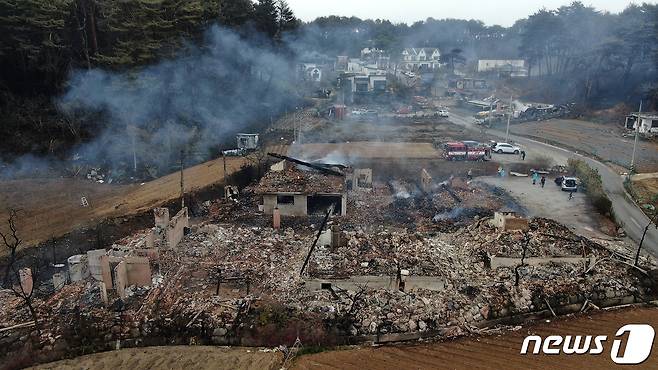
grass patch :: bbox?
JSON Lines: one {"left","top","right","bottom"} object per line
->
{"left": 568, "top": 159, "right": 613, "bottom": 218}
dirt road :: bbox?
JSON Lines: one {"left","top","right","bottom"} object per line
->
{"left": 29, "top": 346, "right": 282, "bottom": 370}
{"left": 287, "top": 142, "right": 441, "bottom": 162}
{"left": 511, "top": 119, "right": 658, "bottom": 173}
{"left": 293, "top": 307, "right": 658, "bottom": 370}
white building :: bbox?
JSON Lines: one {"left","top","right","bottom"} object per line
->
{"left": 400, "top": 48, "right": 442, "bottom": 71}
{"left": 477, "top": 59, "right": 528, "bottom": 77}
{"left": 625, "top": 112, "right": 658, "bottom": 136}
{"left": 299, "top": 63, "right": 322, "bottom": 82}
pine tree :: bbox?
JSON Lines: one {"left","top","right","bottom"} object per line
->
{"left": 276, "top": 0, "right": 298, "bottom": 35}
{"left": 0, "top": 0, "right": 72, "bottom": 91}
{"left": 253, "top": 0, "right": 278, "bottom": 38}
{"left": 218, "top": 0, "right": 254, "bottom": 28}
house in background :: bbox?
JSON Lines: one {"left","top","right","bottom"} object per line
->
{"left": 625, "top": 112, "right": 658, "bottom": 136}
{"left": 477, "top": 59, "right": 528, "bottom": 78}
{"left": 298, "top": 63, "right": 323, "bottom": 82}
{"left": 400, "top": 48, "right": 442, "bottom": 71}
{"left": 361, "top": 48, "right": 391, "bottom": 69}
{"left": 236, "top": 133, "right": 259, "bottom": 150}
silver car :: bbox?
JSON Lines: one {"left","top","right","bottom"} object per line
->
{"left": 493, "top": 142, "right": 521, "bottom": 154}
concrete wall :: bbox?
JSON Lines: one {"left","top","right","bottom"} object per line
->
{"left": 87, "top": 249, "right": 112, "bottom": 288}
{"left": 492, "top": 212, "right": 529, "bottom": 231}
{"left": 166, "top": 207, "right": 189, "bottom": 248}
{"left": 305, "top": 275, "right": 445, "bottom": 292}
{"left": 421, "top": 169, "right": 432, "bottom": 193}
{"left": 403, "top": 276, "right": 445, "bottom": 292}
{"left": 52, "top": 272, "right": 66, "bottom": 291}
{"left": 318, "top": 229, "right": 332, "bottom": 247}
{"left": 340, "top": 194, "right": 347, "bottom": 216}
{"left": 263, "top": 193, "right": 347, "bottom": 217}
{"left": 353, "top": 168, "right": 373, "bottom": 190}
{"left": 263, "top": 194, "right": 308, "bottom": 216}
{"left": 19, "top": 268, "right": 32, "bottom": 295}
{"left": 154, "top": 208, "right": 170, "bottom": 229}
{"left": 68, "top": 254, "right": 90, "bottom": 282}
{"left": 114, "top": 261, "right": 127, "bottom": 299}
{"left": 125, "top": 257, "right": 152, "bottom": 287}
{"left": 305, "top": 276, "right": 397, "bottom": 291}
{"left": 490, "top": 256, "right": 595, "bottom": 269}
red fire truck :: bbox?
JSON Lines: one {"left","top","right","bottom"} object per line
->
{"left": 444, "top": 141, "right": 489, "bottom": 161}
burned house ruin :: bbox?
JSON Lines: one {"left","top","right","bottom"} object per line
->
{"left": 257, "top": 158, "right": 347, "bottom": 216}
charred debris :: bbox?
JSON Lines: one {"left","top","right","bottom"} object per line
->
{"left": 1, "top": 153, "right": 657, "bottom": 362}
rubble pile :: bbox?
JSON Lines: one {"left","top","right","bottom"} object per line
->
{"left": 1, "top": 180, "right": 656, "bottom": 362}
{"left": 257, "top": 166, "right": 344, "bottom": 194}
{"left": 182, "top": 224, "right": 312, "bottom": 296}
{"left": 296, "top": 216, "right": 655, "bottom": 336}
{"left": 86, "top": 168, "right": 107, "bottom": 183}
{"left": 382, "top": 182, "right": 511, "bottom": 231}
{"left": 308, "top": 229, "right": 452, "bottom": 278}
{"left": 454, "top": 218, "right": 593, "bottom": 257}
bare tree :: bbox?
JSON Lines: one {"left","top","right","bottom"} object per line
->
{"left": 634, "top": 212, "right": 658, "bottom": 267}
{"left": 1, "top": 209, "right": 41, "bottom": 334}
{"left": 8, "top": 262, "right": 41, "bottom": 335}
{"left": 245, "top": 148, "right": 269, "bottom": 178}
{"left": 515, "top": 235, "right": 531, "bottom": 287}
{"left": 1, "top": 209, "right": 22, "bottom": 287}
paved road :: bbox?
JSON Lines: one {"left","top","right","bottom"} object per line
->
{"left": 448, "top": 112, "right": 658, "bottom": 257}
{"left": 479, "top": 176, "right": 603, "bottom": 239}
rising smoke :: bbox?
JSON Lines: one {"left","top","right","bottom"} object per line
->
{"left": 2, "top": 25, "right": 301, "bottom": 180}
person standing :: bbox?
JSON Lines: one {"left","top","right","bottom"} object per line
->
{"left": 532, "top": 171, "right": 538, "bottom": 185}
{"left": 467, "top": 169, "right": 473, "bottom": 181}
{"left": 569, "top": 190, "right": 574, "bottom": 200}
{"left": 540, "top": 176, "right": 546, "bottom": 188}
{"left": 521, "top": 150, "right": 526, "bottom": 160}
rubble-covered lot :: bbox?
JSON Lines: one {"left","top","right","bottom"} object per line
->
{"left": 2, "top": 209, "right": 657, "bottom": 367}
{"left": 1, "top": 172, "right": 657, "bottom": 368}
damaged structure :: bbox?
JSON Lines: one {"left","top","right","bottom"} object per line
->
{"left": 257, "top": 157, "right": 347, "bottom": 216}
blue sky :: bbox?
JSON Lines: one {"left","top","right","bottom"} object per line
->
{"left": 286, "top": 0, "right": 637, "bottom": 26}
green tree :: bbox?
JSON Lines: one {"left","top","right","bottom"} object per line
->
{"left": 0, "top": 0, "right": 72, "bottom": 93}
{"left": 439, "top": 48, "right": 466, "bottom": 75}
{"left": 218, "top": 0, "right": 254, "bottom": 28}
{"left": 254, "top": 0, "right": 278, "bottom": 38}
{"left": 276, "top": 0, "right": 298, "bottom": 36}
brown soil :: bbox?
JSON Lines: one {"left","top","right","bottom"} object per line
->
{"left": 289, "top": 142, "right": 441, "bottom": 160}
{"left": 0, "top": 156, "right": 250, "bottom": 254}
{"left": 28, "top": 346, "right": 282, "bottom": 370}
{"left": 511, "top": 119, "right": 658, "bottom": 172}
{"left": 633, "top": 176, "right": 658, "bottom": 200}
{"left": 293, "top": 307, "right": 658, "bottom": 370}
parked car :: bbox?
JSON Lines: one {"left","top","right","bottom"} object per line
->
{"left": 437, "top": 110, "right": 449, "bottom": 117}
{"left": 560, "top": 177, "right": 578, "bottom": 192}
{"left": 493, "top": 142, "right": 521, "bottom": 154}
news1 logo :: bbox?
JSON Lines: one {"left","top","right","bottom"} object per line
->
{"left": 520, "top": 324, "right": 655, "bottom": 364}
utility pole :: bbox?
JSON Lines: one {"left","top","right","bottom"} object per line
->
{"left": 630, "top": 100, "right": 642, "bottom": 173}
{"left": 132, "top": 131, "right": 137, "bottom": 173}
{"left": 222, "top": 151, "right": 227, "bottom": 185}
{"left": 293, "top": 108, "right": 297, "bottom": 143}
{"left": 488, "top": 99, "right": 493, "bottom": 127}
{"left": 179, "top": 150, "right": 185, "bottom": 209}
{"left": 505, "top": 95, "right": 513, "bottom": 142}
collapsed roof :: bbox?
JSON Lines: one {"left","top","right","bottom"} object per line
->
{"left": 256, "top": 158, "right": 346, "bottom": 194}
